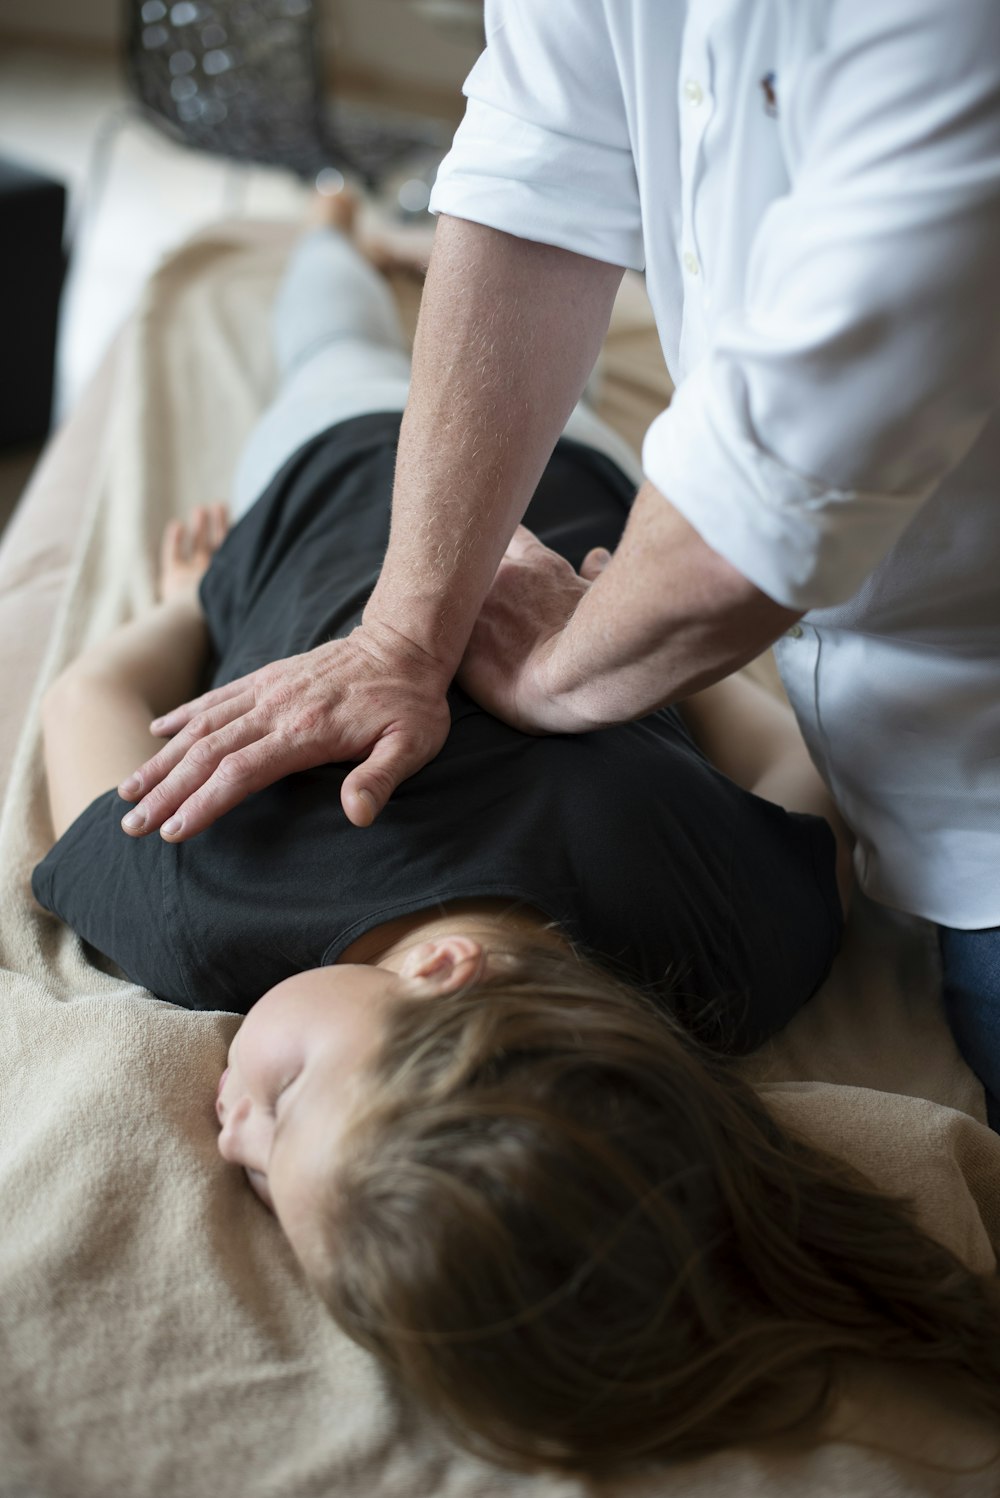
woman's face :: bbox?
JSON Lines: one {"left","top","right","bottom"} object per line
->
{"left": 215, "top": 936, "right": 487, "bottom": 1265}
{"left": 216, "top": 964, "right": 395, "bottom": 1211}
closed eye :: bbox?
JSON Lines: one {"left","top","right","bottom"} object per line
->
{"left": 273, "top": 1070, "right": 301, "bottom": 1114}
{"left": 245, "top": 1167, "right": 275, "bottom": 1212}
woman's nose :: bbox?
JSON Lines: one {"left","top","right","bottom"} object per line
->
{"left": 216, "top": 1095, "right": 252, "bottom": 1162}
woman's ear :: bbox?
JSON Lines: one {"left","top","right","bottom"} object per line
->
{"left": 398, "top": 936, "right": 487, "bottom": 993}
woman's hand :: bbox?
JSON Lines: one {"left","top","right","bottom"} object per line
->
{"left": 456, "top": 526, "right": 611, "bottom": 733}
{"left": 117, "top": 620, "right": 453, "bottom": 841}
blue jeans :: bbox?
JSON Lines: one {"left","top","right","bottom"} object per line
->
{"left": 939, "top": 924, "right": 1000, "bottom": 1132}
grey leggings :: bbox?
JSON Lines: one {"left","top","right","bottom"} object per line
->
{"left": 230, "top": 227, "right": 644, "bottom": 522}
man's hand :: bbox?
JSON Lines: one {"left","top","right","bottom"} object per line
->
{"left": 463, "top": 484, "right": 801, "bottom": 736}
{"left": 117, "top": 622, "right": 452, "bottom": 841}
{"left": 457, "top": 526, "right": 610, "bottom": 733}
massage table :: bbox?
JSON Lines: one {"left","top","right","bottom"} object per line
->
{"left": 1, "top": 220, "right": 998, "bottom": 1497}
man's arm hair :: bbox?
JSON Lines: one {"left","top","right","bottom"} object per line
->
{"left": 363, "top": 213, "right": 625, "bottom": 673}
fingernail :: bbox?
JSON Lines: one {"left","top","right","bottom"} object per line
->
{"left": 119, "top": 775, "right": 140, "bottom": 798}
{"left": 357, "top": 790, "right": 376, "bottom": 822}
{"left": 121, "top": 810, "right": 145, "bottom": 831}
{"left": 150, "top": 717, "right": 167, "bottom": 734}
{"left": 161, "top": 816, "right": 182, "bottom": 837}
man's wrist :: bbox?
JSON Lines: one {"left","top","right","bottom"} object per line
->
{"left": 363, "top": 560, "right": 477, "bottom": 673}
{"left": 357, "top": 607, "right": 457, "bottom": 691}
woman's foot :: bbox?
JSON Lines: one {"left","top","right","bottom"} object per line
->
{"left": 308, "top": 176, "right": 360, "bottom": 235}
{"left": 159, "top": 503, "right": 229, "bottom": 604}
{"left": 362, "top": 217, "right": 434, "bottom": 279}
{"left": 308, "top": 180, "right": 432, "bottom": 278}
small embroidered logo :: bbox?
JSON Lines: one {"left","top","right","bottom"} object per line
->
{"left": 760, "top": 70, "right": 778, "bottom": 117}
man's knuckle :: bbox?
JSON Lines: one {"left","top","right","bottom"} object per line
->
{"left": 363, "top": 764, "right": 394, "bottom": 799}
{"left": 145, "top": 749, "right": 171, "bottom": 780}
{"left": 260, "top": 661, "right": 305, "bottom": 701}
{"left": 214, "top": 751, "right": 250, "bottom": 790}
{"left": 179, "top": 713, "right": 211, "bottom": 748}
{"left": 138, "top": 787, "right": 167, "bottom": 818}
{"left": 290, "top": 704, "right": 325, "bottom": 741}
{"left": 187, "top": 736, "right": 222, "bottom": 773}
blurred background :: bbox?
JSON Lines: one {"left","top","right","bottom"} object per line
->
{"left": 0, "top": 0, "right": 483, "bottom": 528}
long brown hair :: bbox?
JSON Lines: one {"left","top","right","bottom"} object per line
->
{"left": 305, "top": 946, "right": 1000, "bottom": 1474}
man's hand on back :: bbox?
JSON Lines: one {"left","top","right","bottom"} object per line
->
{"left": 461, "top": 485, "right": 801, "bottom": 737}
{"left": 117, "top": 621, "right": 452, "bottom": 842}
{"left": 458, "top": 526, "right": 611, "bottom": 733}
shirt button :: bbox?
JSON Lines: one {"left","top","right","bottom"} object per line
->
{"left": 682, "top": 250, "right": 700, "bottom": 276}
{"left": 786, "top": 623, "right": 804, "bottom": 639}
{"left": 682, "top": 77, "right": 705, "bottom": 107}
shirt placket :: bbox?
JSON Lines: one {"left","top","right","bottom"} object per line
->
{"left": 773, "top": 622, "right": 832, "bottom": 797}
{"left": 676, "top": 6, "right": 716, "bottom": 376}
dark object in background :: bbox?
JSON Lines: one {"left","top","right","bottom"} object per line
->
{"left": 0, "top": 158, "right": 67, "bottom": 449}
{"left": 123, "top": 0, "right": 451, "bottom": 188}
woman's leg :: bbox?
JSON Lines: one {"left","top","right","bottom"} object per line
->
{"left": 230, "top": 208, "right": 413, "bottom": 521}
{"left": 939, "top": 926, "right": 1000, "bottom": 1131}
{"left": 232, "top": 196, "right": 642, "bottom": 522}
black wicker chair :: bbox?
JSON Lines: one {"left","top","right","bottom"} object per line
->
{"left": 122, "top": 0, "right": 451, "bottom": 187}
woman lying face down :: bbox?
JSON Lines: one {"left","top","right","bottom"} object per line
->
{"left": 31, "top": 208, "right": 1000, "bottom": 1473}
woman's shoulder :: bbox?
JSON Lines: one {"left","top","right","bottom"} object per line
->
{"left": 32, "top": 789, "right": 200, "bottom": 1007}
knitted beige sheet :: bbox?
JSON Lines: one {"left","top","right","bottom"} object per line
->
{"left": 1, "top": 221, "right": 997, "bottom": 1497}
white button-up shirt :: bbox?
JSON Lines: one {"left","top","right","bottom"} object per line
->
{"left": 430, "top": 0, "right": 1000, "bottom": 928}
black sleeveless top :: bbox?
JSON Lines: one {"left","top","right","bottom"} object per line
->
{"left": 33, "top": 413, "right": 841, "bottom": 1054}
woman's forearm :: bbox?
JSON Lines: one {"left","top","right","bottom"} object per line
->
{"left": 42, "top": 595, "right": 209, "bottom": 838}
{"left": 363, "top": 214, "right": 625, "bottom": 675}
{"left": 61, "top": 593, "right": 209, "bottom": 715}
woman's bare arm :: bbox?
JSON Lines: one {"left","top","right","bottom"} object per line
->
{"left": 41, "top": 509, "right": 222, "bottom": 839}
{"left": 677, "top": 670, "right": 854, "bottom": 912}
{"left": 42, "top": 595, "right": 209, "bottom": 839}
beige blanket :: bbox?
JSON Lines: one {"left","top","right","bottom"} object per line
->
{"left": 2, "top": 222, "right": 998, "bottom": 1498}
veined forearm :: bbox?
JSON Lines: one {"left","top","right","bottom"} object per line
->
{"left": 364, "top": 214, "right": 624, "bottom": 673}
{"left": 539, "top": 483, "right": 801, "bottom": 728}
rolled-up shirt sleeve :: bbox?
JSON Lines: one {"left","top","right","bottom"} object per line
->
{"left": 429, "top": 0, "right": 644, "bottom": 271}
{"left": 644, "top": 0, "right": 1000, "bottom": 609}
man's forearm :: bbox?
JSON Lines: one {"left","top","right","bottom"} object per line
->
{"left": 364, "top": 214, "right": 625, "bottom": 674}
{"left": 538, "top": 483, "right": 802, "bottom": 728}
